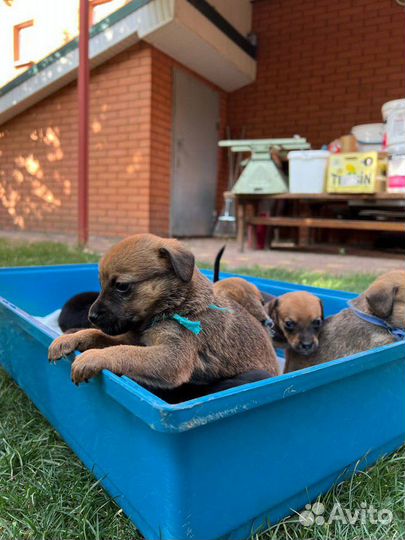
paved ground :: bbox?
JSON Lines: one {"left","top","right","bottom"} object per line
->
{"left": 0, "top": 230, "right": 402, "bottom": 275}
{"left": 181, "top": 238, "right": 403, "bottom": 275}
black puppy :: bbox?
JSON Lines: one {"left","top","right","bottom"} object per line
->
{"left": 58, "top": 292, "right": 99, "bottom": 333}
{"left": 148, "top": 369, "right": 272, "bottom": 403}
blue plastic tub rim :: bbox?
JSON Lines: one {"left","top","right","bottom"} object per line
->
{"left": 1, "top": 289, "right": 404, "bottom": 433}
{"left": 1, "top": 264, "right": 403, "bottom": 433}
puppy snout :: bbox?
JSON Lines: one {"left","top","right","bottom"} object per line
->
{"left": 300, "top": 341, "right": 314, "bottom": 352}
{"left": 88, "top": 310, "right": 101, "bottom": 325}
{"left": 88, "top": 305, "right": 105, "bottom": 325}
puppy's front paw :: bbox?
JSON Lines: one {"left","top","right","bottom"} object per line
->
{"left": 71, "top": 350, "right": 110, "bottom": 385}
{"left": 48, "top": 334, "right": 80, "bottom": 362}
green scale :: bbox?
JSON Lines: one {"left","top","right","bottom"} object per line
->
{"left": 219, "top": 138, "right": 310, "bottom": 195}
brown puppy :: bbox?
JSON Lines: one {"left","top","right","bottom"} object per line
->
{"left": 265, "top": 291, "right": 324, "bottom": 372}
{"left": 48, "top": 234, "right": 280, "bottom": 386}
{"left": 283, "top": 270, "right": 405, "bottom": 373}
{"left": 212, "top": 246, "right": 274, "bottom": 325}
{"left": 213, "top": 277, "right": 270, "bottom": 325}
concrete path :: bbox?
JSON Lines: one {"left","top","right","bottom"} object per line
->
{"left": 181, "top": 238, "right": 403, "bottom": 275}
{"left": 0, "top": 230, "right": 402, "bottom": 276}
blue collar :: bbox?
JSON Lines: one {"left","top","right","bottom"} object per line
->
{"left": 154, "top": 304, "right": 274, "bottom": 337}
{"left": 348, "top": 300, "right": 405, "bottom": 342}
{"left": 165, "top": 304, "right": 233, "bottom": 335}
{"left": 171, "top": 314, "right": 202, "bottom": 335}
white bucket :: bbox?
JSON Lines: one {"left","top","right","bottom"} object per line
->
{"left": 351, "top": 123, "right": 384, "bottom": 152}
{"left": 382, "top": 99, "right": 405, "bottom": 148}
{"left": 387, "top": 143, "right": 405, "bottom": 193}
{"left": 287, "top": 150, "right": 330, "bottom": 193}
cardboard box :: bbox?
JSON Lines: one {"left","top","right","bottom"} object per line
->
{"left": 326, "top": 152, "right": 387, "bottom": 193}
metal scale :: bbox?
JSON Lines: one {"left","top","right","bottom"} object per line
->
{"left": 218, "top": 137, "right": 310, "bottom": 194}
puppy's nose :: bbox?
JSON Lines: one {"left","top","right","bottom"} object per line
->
{"left": 88, "top": 310, "right": 100, "bottom": 325}
{"left": 300, "top": 341, "right": 313, "bottom": 351}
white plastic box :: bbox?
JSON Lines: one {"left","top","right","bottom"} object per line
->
{"left": 287, "top": 150, "right": 330, "bottom": 193}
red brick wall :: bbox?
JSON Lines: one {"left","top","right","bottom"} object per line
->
{"left": 0, "top": 82, "right": 79, "bottom": 234}
{"left": 149, "top": 48, "right": 172, "bottom": 237}
{"left": 90, "top": 43, "right": 153, "bottom": 237}
{"left": 0, "top": 42, "right": 227, "bottom": 238}
{"left": 229, "top": 0, "right": 405, "bottom": 148}
{"left": 0, "top": 42, "right": 153, "bottom": 237}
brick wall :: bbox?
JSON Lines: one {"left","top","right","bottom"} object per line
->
{"left": 0, "top": 41, "right": 227, "bottom": 238}
{"left": 0, "top": 1, "right": 403, "bottom": 238}
{"left": 0, "top": 42, "right": 154, "bottom": 237}
{"left": 0, "top": 81, "right": 79, "bottom": 234}
{"left": 149, "top": 48, "right": 172, "bottom": 237}
{"left": 229, "top": 0, "right": 405, "bottom": 148}
{"left": 90, "top": 43, "right": 153, "bottom": 237}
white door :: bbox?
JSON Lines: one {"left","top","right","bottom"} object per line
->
{"left": 171, "top": 69, "right": 220, "bottom": 237}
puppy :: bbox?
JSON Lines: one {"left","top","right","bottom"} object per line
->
{"left": 265, "top": 291, "right": 324, "bottom": 372}
{"left": 58, "top": 292, "right": 99, "bottom": 333}
{"left": 57, "top": 245, "right": 239, "bottom": 334}
{"left": 149, "top": 369, "right": 272, "bottom": 404}
{"left": 213, "top": 244, "right": 226, "bottom": 283}
{"left": 282, "top": 270, "right": 405, "bottom": 373}
{"left": 48, "top": 234, "right": 280, "bottom": 386}
{"left": 213, "top": 277, "right": 271, "bottom": 326}
{"left": 213, "top": 245, "right": 275, "bottom": 320}
{"left": 56, "top": 244, "right": 230, "bottom": 335}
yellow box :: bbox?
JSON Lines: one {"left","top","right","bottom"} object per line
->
{"left": 326, "top": 152, "right": 385, "bottom": 193}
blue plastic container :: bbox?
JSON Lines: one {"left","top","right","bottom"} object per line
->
{"left": 0, "top": 264, "right": 404, "bottom": 540}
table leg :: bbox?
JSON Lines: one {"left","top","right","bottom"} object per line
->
{"left": 237, "top": 201, "right": 246, "bottom": 252}
{"left": 246, "top": 203, "right": 255, "bottom": 250}
{"left": 298, "top": 202, "right": 311, "bottom": 247}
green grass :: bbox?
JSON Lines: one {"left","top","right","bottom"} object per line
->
{"left": 200, "top": 262, "right": 377, "bottom": 293}
{"left": 0, "top": 239, "right": 403, "bottom": 540}
{"left": 0, "top": 238, "right": 99, "bottom": 267}
{"left": 0, "top": 374, "right": 141, "bottom": 540}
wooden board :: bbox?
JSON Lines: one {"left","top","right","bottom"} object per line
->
{"left": 247, "top": 216, "right": 404, "bottom": 232}
{"left": 234, "top": 192, "right": 405, "bottom": 201}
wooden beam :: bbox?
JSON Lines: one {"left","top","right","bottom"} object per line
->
{"left": 247, "top": 216, "right": 404, "bottom": 233}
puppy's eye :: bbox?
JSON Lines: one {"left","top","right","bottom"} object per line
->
{"left": 284, "top": 320, "right": 296, "bottom": 331}
{"left": 115, "top": 282, "right": 131, "bottom": 294}
{"left": 312, "top": 318, "right": 322, "bottom": 329}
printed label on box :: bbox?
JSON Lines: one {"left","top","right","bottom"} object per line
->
{"left": 326, "top": 152, "right": 381, "bottom": 193}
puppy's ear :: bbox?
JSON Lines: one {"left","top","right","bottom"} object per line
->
{"left": 159, "top": 244, "right": 195, "bottom": 283}
{"left": 366, "top": 284, "right": 398, "bottom": 318}
{"left": 319, "top": 298, "right": 325, "bottom": 320}
{"left": 265, "top": 297, "right": 279, "bottom": 319}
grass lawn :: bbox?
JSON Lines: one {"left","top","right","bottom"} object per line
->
{"left": 0, "top": 238, "right": 403, "bottom": 540}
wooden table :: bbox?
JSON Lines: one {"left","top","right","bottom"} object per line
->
{"left": 234, "top": 192, "right": 405, "bottom": 252}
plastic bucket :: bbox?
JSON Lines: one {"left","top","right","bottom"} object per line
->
{"left": 351, "top": 124, "right": 384, "bottom": 152}
{"left": 381, "top": 98, "right": 405, "bottom": 121}
{"left": 382, "top": 99, "right": 405, "bottom": 148}
{"left": 287, "top": 150, "right": 330, "bottom": 193}
{"left": 387, "top": 144, "right": 405, "bottom": 193}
